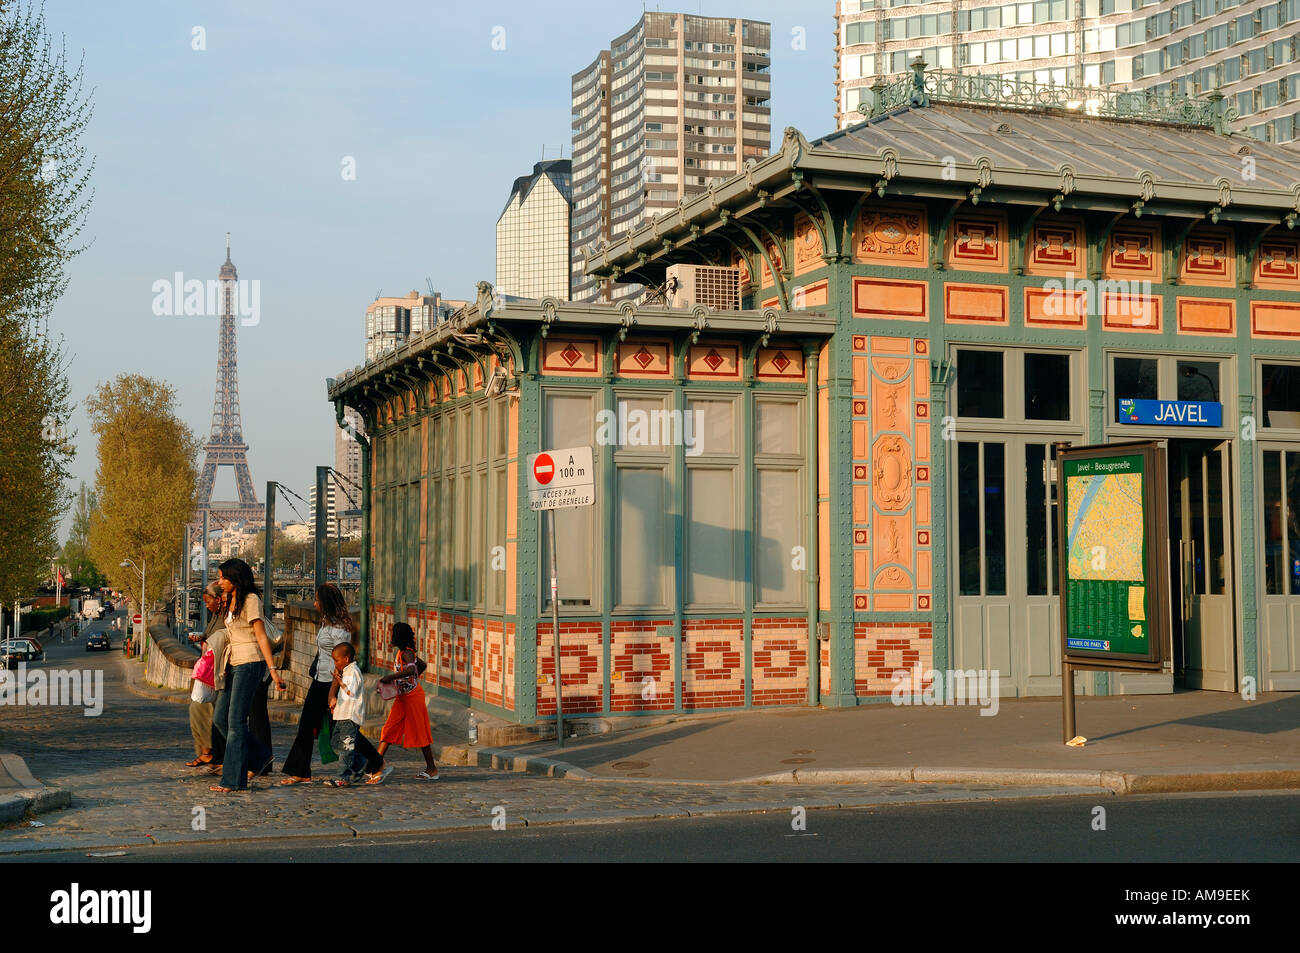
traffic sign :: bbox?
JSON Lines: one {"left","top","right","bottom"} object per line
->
{"left": 526, "top": 446, "right": 595, "bottom": 511}
{"left": 132, "top": 614, "right": 142, "bottom": 626}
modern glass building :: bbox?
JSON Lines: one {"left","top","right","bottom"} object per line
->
{"left": 835, "top": 0, "right": 1300, "bottom": 143}
{"left": 571, "top": 12, "right": 772, "bottom": 302}
{"left": 495, "top": 159, "right": 572, "bottom": 301}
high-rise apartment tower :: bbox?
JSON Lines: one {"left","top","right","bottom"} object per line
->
{"left": 571, "top": 12, "right": 773, "bottom": 302}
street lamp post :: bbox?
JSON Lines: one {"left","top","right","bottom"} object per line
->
{"left": 120, "top": 557, "right": 146, "bottom": 656}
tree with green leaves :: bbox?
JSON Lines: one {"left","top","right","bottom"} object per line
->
{"left": 86, "top": 375, "right": 199, "bottom": 622}
{"left": 61, "top": 482, "right": 104, "bottom": 587}
{"left": 0, "top": 0, "right": 94, "bottom": 618}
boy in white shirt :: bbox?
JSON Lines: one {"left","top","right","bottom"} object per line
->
{"left": 325, "top": 642, "right": 366, "bottom": 786}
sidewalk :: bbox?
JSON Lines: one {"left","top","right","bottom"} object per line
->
{"left": 119, "top": 656, "right": 1300, "bottom": 795}
{"left": 473, "top": 691, "right": 1300, "bottom": 795}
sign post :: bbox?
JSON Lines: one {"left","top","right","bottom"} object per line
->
{"left": 1056, "top": 441, "right": 1171, "bottom": 744}
{"left": 526, "top": 446, "right": 595, "bottom": 748}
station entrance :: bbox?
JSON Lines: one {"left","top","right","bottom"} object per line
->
{"left": 1167, "top": 439, "right": 1237, "bottom": 691}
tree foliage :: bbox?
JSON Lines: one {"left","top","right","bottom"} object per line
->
{"left": 61, "top": 481, "right": 104, "bottom": 587}
{"left": 86, "top": 375, "right": 199, "bottom": 616}
{"left": 0, "top": 0, "right": 94, "bottom": 609}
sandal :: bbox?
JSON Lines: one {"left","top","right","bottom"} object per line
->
{"left": 186, "top": 756, "right": 213, "bottom": 767}
{"left": 204, "top": 764, "right": 223, "bottom": 776}
{"left": 364, "top": 766, "right": 394, "bottom": 785}
{"left": 323, "top": 778, "right": 350, "bottom": 787}
{"left": 415, "top": 770, "right": 439, "bottom": 781}
{"left": 279, "top": 776, "right": 311, "bottom": 785}
{"left": 209, "top": 785, "right": 239, "bottom": 794}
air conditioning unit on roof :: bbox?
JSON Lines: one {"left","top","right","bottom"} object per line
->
{"left": 664, "top": 263, "right": 741, "bottom": 311}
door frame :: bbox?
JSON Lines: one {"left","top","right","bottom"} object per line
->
{"left": 1103, "top": 348, "right": 1241, "bottom": 694}
{"left": 945, "top": 343, "right": 1087, "bottom": 697}
{"left": 1255, "top": 439, "right": 1300, "bottom": 690}
{"left": 1173, "top": 438, "right": 1238, "bottom": 691}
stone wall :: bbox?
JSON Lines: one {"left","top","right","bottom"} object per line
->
{"left": 144, "top": 625, "right": 200, "bottom": 692}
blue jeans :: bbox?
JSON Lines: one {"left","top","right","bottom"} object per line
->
{"left": 220, "top": 661, "right": 271, "bottom": 789}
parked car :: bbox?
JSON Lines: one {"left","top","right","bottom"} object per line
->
{"left": 0, "top": 639, "right": 43, "bottom": 663}
{"left": 85, "top": 632, "right": 111, "bottom": 652}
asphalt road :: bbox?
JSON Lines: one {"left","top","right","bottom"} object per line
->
{"left": 12, "top": 789, "right": 1299, "bottom": 862}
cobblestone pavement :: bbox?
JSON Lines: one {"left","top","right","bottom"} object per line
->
{"left": 0, "top": 647, "right": 1088, "bottom": 854}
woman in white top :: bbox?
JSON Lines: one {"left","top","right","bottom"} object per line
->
{"left": 280, "top": 584, "right": 385, "bottom": 784}
{"left": 210, "top": 558, "right": 286, "bottom": 793}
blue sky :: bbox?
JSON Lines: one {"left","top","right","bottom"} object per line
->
{"left": 45, "top": 0, "right": 836, "bottom": 539}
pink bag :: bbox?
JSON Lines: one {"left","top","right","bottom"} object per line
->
{"left": 193, "top": 650, "right": 215, "bottom": 687}
{"left": 377, "top": 679, "right": 399, "bottom": 701}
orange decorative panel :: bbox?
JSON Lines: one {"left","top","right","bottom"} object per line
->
{"left": 874, "top": 594, "right": 912, "bottom": 611}
{"left": 947, "top": 212, "right": 1007, "bottom": 272}
{"left": 793, "top": 214, "right": 824, "bottom": 275}
{"left": 1025, "top": 286, "right": 1088, "bottom": 328}
{"left": 541, "top": 336, "right": 600, "bottom": 375}
{"left": 791, "top": 279, "right": 828, "bottom": 309}
{"left": 944, "top": 283, "right": 1008, "bottom": 325}
{"left": 1102, "top": 292, "right": 1162, "bottom": 332}
{"left": 1026, "top": 217, "right": 1083, "bottom": 276}
{"left": 616, "top": 339, "right": 672, "bottom": 377}
{"left": 760, "top": 296, "right": 779, "bottom": 309}
{"left": 853, "top": 204, "right": 927, "bottom": 267}
{"left": 1252, "top": 301, "right": 1300, "bottom": 337}
{"left": 1179, "top": 227, "right": 1234, "bottom": 285}
{"left": 853, "top": 278, "right": 927, "bottom": 321}
{"left": 1255, "top": 238, "right": 1300, "bottom": 289}
{"left": 1176, "top": 298, "right": 1235, "bottom": 336}
{"left": 756, "top": 347, "right": 805, "bottom": 380}
{"left": 872, "top": 435, "right": 912, "bottom": 511}
{"left": 1106, "top": 225, "right": 1161, "bottom": 281}
{"left": 734, "top": 252, "right": 752, "bottom": 288}
{"left": 687, "top": 342, "right": 741, "bottom": 378}
{"left": 760, "top": 240, "right": 784, "bottom": 287}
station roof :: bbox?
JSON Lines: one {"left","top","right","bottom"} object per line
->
{"left": 327, "top": 292, "right": 834, "bottom": 409}
{"left": 587, "top": 67, "right": 1300, "bottom": 282}
{"left": 816, "top": 101, "right": 1300, "bottom": 195}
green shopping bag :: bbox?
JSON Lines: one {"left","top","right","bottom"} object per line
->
{"left": 317, "top": 709, "right": 338, "bottom": 764}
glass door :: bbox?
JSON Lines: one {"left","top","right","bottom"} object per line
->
{"left": 1260, "top": 446, "right": 1300, "bottom": 690}
{"left": 1180, "top": 441, "right": 1236, "bottom": 691}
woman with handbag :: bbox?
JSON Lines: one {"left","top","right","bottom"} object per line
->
{"left": 209, "top": 558, "right": 287, "bottom": 793}
{"left": 281, "top": 584, "right": 387, "bottom": 785}
{"left": 186, "top": 582, "right": 229, "bottom": 768}
{"left": 373, "top": 622, "right": 438, "bottom": 780}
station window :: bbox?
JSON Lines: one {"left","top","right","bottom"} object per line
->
{"left": 956, "top": 348, "right": 1077, "bottom": 423}
{"left": 956, "top": 349, "right": 1005, "bottom": 418}
{"left": 1261, "top": 449, "right": 1300, "bottom": 594}
{"left": 1177, "top": 361, "right": 1221, "bottom": 402}
{"left": 1261, "top": 363, "right": 1300, "bottom": 428}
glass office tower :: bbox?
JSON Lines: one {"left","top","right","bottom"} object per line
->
{"left": 835, "top": 0, "right": 1300, "bottom": 143}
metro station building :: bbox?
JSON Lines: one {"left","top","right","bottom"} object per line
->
{"left": 329, "top": 67, "right": 1300, "bottom": 727}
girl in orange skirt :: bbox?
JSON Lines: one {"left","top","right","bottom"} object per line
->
{"left": 375, "top": 623, "right": 438, "bottom": 780}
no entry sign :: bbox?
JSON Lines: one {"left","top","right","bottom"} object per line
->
{"left": 532, "top": 453, "right": 556, "bottom": 485}
{"left": 526, "top": 446, "right": 595, "bottom": 511}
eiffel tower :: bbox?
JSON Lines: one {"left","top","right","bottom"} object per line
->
{"left": 193, "top": 234, "right": 263, "bottom": 528}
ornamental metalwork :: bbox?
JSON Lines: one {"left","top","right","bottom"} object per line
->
{"left": 860, "top": 63, "right": 1233, "bottom": 132}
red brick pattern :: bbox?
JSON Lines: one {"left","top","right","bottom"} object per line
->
{"left": 537, "top": 621, "right": 603, "bottom": 715}
{"left": 683, "top": 619, "right": 744, "bottom": 709}
{"left": 854, "top": 622, "right": 933, "bottom": 697}
{"left": 751, "top": 618, "right": 807, "bottom": 706}
{"left": 611, "top": 619, "right": 675, "bottom": 712}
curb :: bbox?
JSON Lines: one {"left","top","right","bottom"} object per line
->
{"left": 0, "top": 754, "right": 72, "bottom": 825}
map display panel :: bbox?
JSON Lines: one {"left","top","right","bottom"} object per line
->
{"left": 1062, "top": 452, "right": 1150, "bottom": 657}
